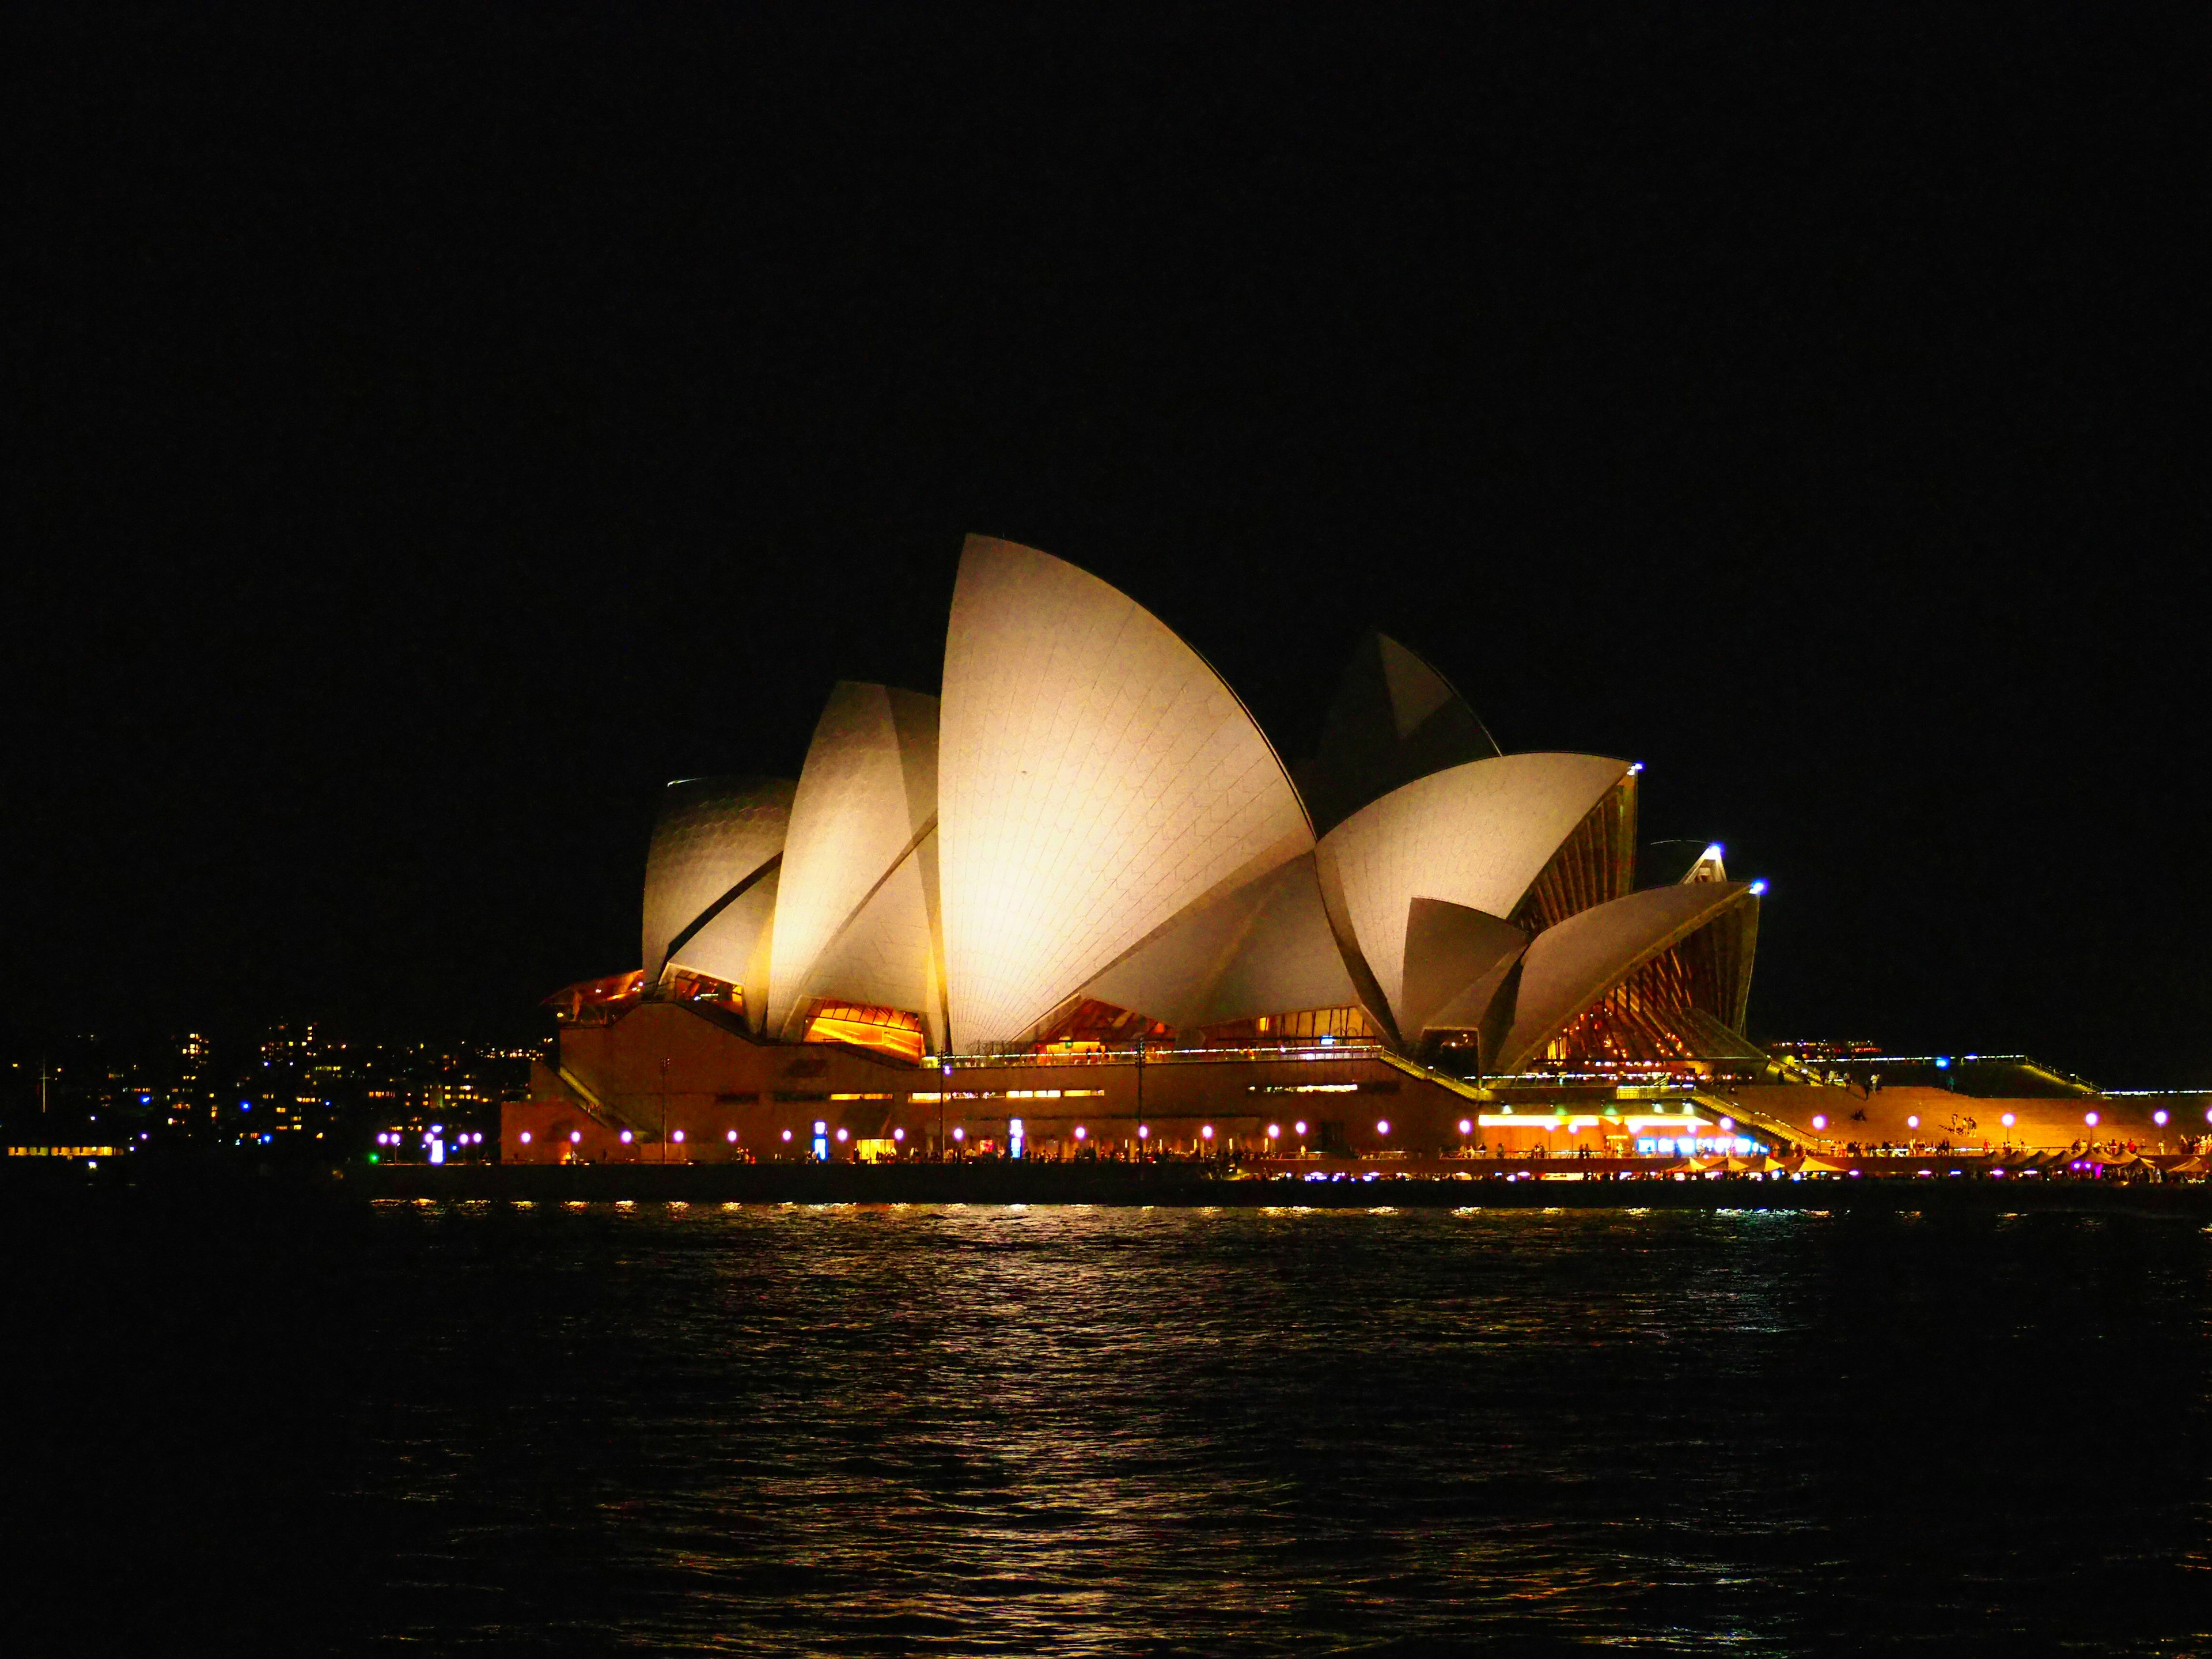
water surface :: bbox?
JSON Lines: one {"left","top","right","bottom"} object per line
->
{"left": 19, "top": 1196, "right": 2211, "bottom": 1653}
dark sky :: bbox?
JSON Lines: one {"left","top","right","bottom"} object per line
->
{"left": 5, "top": 7, "right": 2206, "bottom": 1081}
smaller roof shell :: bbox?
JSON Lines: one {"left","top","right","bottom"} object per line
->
{"left": 1315, "top": 752, "right": 1632, "bottom": 1039}
{"left": 1399, "top": 897, "right": 1529, "bottom": 1045}
{"left": 766, "top": 682, "right": 940, "bottom": 1039}
{"left": 641, "top": 777, "right": 794, "bottom": 986}
{"left": 1491, "top": 881, "right": 1759, "bottom": 1074}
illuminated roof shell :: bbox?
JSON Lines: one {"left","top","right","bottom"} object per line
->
{"left": 1491, "top": 881, "right": 1760, "bottom": 1074}
{"left": 765, "top": 682, "right": 941, "bottom": 1041}
{"left": 1314, "top": 752, "right": 1632, "bottom": 1041}
{"left": 777, "top": 830, "right": 945, "bottom": 1050}
{"left": 937, "top": 536, "right": 1313, "bottom": 1047}
{"left": 641, "top": 777, "right": 794, "bottom": 992}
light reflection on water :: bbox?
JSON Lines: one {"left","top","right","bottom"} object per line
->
{"left": 347, "top": 1203, "right": 2210, "bottom": 1654}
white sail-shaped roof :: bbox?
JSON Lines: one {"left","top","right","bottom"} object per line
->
{"left": 765, "top": 683, "right": 940, "bottom": 1039}
{"left": 938, "top": 536, "right": 1313, "bottom": 1047}
{"left": 641, "top": 777, "right": 794, "bottom": 988}
{"left": 672, "top": 867, "right": 782, "bottom": 1030}
{"left": 1491, "top": 881, "right": 1759, "bottom": 1073}
{"left": 1398, "top": 897, "right": 1529, "bottom": 1043}
{"left": 1314, "top": 752, "right": 1631, "bottom": 1039}
{"left": 779, "top": 831, "right": 946, "bottom": 1049}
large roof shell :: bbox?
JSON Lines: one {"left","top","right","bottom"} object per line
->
{"left": 1491, "top": 881, "right": 1760, "bottom": 1074}
{"left": 937, "top": 536, "right": 1313, "bottom": 1047}
{"left": 765, "top": 682, "right": 940, "bottom": 1039}
{"left": 641, "top": 777, "right": 794, "bottom": 989}
{"left": 1314, "top": 752, "right": 1632, "bottom": 1039}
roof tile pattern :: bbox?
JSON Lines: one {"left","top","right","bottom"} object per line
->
{"left": 674, "top": 869, "right": 782, "bottom": 1030}
{"left": 766, "top": 683, "right": 940, "bottom": 1037}
{"left": 641, "top": 777, "right": 794, "bottom": 984}
{"left": 782, "top": 833, "right": 945, "bottom": 1048}
{"left": 939, "top": 536, "right": 1312, "bottom": 1047}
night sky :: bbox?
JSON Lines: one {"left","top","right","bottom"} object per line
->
{"left": 6, "top": 9, "right": 2205, "bottom": 1082}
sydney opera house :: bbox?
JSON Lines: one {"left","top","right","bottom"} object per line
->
{"left": 506, "top": 535, "right": 1781, "bottom": 1165}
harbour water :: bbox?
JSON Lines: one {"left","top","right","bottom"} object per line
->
{"left": 17, "top": 1194, "right": 2211, "bottom": 1653}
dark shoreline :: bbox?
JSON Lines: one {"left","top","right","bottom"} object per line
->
{"left": 342, "top": 1162, "right": 2212, "bottom": 1214}
{"left": 10, "top": 1159, "right": 2207, "bottom": 1215}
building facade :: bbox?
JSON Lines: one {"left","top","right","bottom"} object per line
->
{"left": 510, "top": 536, "right": 1805, "bottom": 1163}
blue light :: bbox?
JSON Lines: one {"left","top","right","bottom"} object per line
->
{"left": 1936, "top": 1056, "right": 1950, "bottom": 1069}
{"left": 1748, "top": 880, "right": 1768, "bottom": 896}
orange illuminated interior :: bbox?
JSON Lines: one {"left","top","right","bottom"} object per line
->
{"left": 801, "top": 1001, "right": 927, "bottom": 1063}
